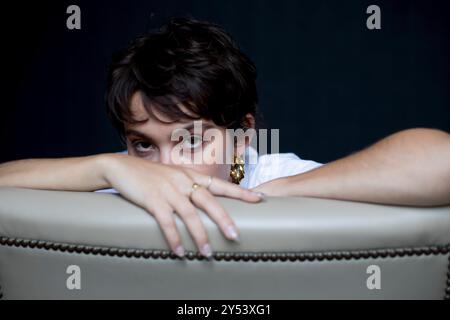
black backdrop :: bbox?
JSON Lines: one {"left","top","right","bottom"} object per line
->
{"left": 1, "top": 0, "right": 449, "bottom": 163}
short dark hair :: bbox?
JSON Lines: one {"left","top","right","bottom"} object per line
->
{"left": 106, "top": 17, "right": 258, "bottom": 142}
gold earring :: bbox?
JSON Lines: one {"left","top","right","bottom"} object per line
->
{"left": 230, "top": 154, "right": 245, "bottom": 184}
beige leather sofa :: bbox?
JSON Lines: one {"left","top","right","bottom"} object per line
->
{"left": 0, "top": 186, "right": 449, "bottom": 300}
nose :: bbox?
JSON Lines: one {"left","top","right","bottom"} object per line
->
{"left": 159, "top": 147, "right": 173, "bottom": 165}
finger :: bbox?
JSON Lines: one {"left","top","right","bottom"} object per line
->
{"left": 169, "top": 195, "right": 213, "bottom": 258}
{"left": 206, "top": 176, "right": 264, "bottom": 202}
{"left": 145, "top": 202, "right": 185, "bottom": 258}
{"left": 190, "top": 186, "right": 240, "bottom": 241}
{"left": 182, "top": 169, "right": 264, "bottom": 202}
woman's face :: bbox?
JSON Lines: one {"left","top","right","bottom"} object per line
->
{"left": 124, "top": 91, "right": 236, "bottom": 182}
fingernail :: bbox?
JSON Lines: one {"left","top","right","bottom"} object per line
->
{"left": 174, "top": 245, "right": 185, "bottom": 258}
{"left": 225, "top": 225, "right": 239, "bottom": 241}
{"left": 201, "top": 243, "right": 213, "bottom": 258}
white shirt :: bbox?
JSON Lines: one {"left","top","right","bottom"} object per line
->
{"left": 96, "top": 147, "right": 322, "bottom": 192}
{"left": 240, "top": 146, "right": 322, "bottom": 189}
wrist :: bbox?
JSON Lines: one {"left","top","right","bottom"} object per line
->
{"left": 94, "top": 153, "right": 125, "bottom": 188}
{"left": 280, "top": 172, "right": 322, "bottom": 197}
{"left": 283, "top": 174, "right": 308, "bottom": 197}
{"left": 259, "top": 175, "right": 299, "bottom": 197}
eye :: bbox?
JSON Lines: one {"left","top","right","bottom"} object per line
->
{"left": 183, "top": 135, "right": 203, "bottom": 150}
{"left": 133, "top": 141, "right": 155, "bottom": 153}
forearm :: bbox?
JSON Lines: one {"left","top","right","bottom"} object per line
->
{"left": 0, "top": 154, "right": 113, "bottom": 191}
{"left": 276, "top": 128, "right": 450, "bottom": 206}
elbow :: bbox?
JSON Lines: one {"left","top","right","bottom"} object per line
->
{"left": 393, "top": 128, "right": 450, "bottom": 155}
{"left": 395, "top": 128, "right": 450, "bottom": 204}
{"left": 396, "top": 127, "right": 450, "bottom": 142}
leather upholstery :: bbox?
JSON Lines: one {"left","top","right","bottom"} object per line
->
{"left": 0, "top": 187, "right": 449, "bottom": 299}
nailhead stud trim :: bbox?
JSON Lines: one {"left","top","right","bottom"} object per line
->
{"left": 445, "top": 254, "right": 450, "bottom": 300}
{"left": 0, "top": 236, "right": 449, "bottom": 299}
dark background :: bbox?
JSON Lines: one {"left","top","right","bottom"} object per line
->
{"left": 1, "top": 0, "right": 449, "bottom": 163}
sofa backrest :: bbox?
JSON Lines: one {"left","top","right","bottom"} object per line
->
{"left": 0, "top": 187, "right": 449, "bottom": 299}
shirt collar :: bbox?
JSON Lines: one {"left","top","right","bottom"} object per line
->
{"left": 239, "top": 146, "right": 259, "bottom": 189}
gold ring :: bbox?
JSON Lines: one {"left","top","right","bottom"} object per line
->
{"left": 189, "top": 183, "right": 201, "bottom": 200}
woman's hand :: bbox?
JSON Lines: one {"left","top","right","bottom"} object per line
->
{"left": 100, "top": 153, "right": 263, "bottom": 258}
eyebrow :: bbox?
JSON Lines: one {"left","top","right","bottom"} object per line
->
{"left": 124, "top": 122, "right": 215, "bottom": 141}
{"left": 124, "top": 129, "right": 153, "bottom": 141}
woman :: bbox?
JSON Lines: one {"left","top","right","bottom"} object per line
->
{"left": 1, "top": 18, "right": 449, "bottom": 259}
